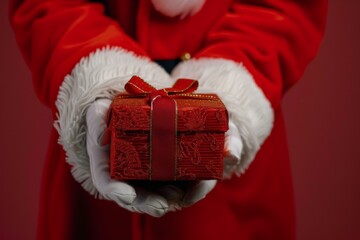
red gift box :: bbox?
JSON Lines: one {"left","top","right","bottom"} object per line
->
{"left": 105, "top": 76, "right": 228, "bottom": 181}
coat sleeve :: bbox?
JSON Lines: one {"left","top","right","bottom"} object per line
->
{"left": 9, "top": 0, "right": 153, "bottom": 111}
{"left": 9, "top": 0, "right": 173, "bottom": 195}
{"left": 172, "top": 0, "right": 328, "bottom": 176}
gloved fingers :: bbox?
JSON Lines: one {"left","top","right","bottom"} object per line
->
{"left": 224, "top": 120, "right": 243, "bottom": 165}
{"left": 87, "top": 130, "right": 137, "bottom": 205}
{"left": 157, "top": 184, "right": 184, "bottom": 202}
{"left": 86, "top": 99, "right": 115, "bottom": 194}
{"left": 87, "top": 134, "right": 111, "bottom": 186}
{"left": 86, "top": 99, "right": 112, "bottom": 145}
{"left": 87, "top": 142, "right": 137, "bottom": 205}
{"left": 103, "top": 180, "right": 137, "bottom": 206}
{"left": 156, "top": 184, "right": 185, "bottom": 211}
{"left": 130, "top": 187, "right": 170, "bottom": 217}
{"left": 181, "top": 180, "right": 217, "bottom": 207}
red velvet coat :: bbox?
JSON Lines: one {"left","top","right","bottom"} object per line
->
{"left": 10, "top": 0, "right": 327, "bottom": 239}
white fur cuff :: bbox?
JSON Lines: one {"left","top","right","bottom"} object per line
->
{"left": 172, "top": 58, "right": 274, "bottom": 177}
{"left": 54, "top": 46, "right": 172, "bottom": 196}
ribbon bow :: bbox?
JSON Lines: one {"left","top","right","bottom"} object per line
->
{"left": 124, "top": 75, "right": 199, "bottom": 101}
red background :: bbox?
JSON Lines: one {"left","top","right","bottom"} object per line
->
{"left": 0, "top": 1, "right": 359, "bottom": 239}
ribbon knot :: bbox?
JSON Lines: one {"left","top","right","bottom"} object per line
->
{"left": 148, "top": 90, "right": 168, "bottom": 102}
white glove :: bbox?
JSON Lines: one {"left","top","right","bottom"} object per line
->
{"left": 86, "top": 99, "right": 216, "bottom": 216}
{"left": 223, "top": 120, "right": 244, "bottom": 178}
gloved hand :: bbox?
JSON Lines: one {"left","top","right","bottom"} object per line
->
{"left": 86, "top": 98, "right": 217, "bottom": 216}
{"left": 87, "top": 99, "right": 169, "bottom": 216}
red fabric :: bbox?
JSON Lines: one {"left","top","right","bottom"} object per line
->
{"left": 9, "top": 0, "right": 327, "bottom": 239}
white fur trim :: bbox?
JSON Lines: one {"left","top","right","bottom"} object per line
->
{"left": 151, "top": 0, "right": 205, "bottom": 19}
{"left": 54, "top": 46, "right": 172, "bottom": 196}
{"left": 172, "top": 58, "right": 274, "bottom": 178}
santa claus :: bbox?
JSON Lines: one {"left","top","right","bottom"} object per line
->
{"left": 10, "top": 0, "right": 327, "bottom": 239}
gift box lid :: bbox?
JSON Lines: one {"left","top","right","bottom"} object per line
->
{"left": 107, "top": 94, "right": 228, "bottom": 132}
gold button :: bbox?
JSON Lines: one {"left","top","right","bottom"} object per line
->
{"left": 181, "top": 52, "right": 191, "bottom": 61}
